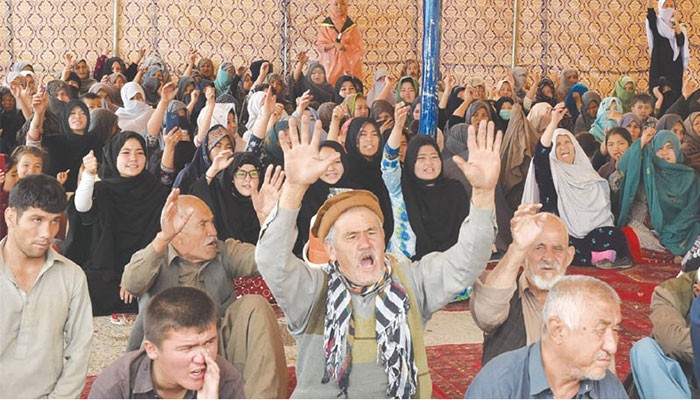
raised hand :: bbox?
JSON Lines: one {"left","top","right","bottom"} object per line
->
{"left": 207, "top": 149, "right": 234, "bottom": 179}
{"left": 296, "top": 90, "right": 313, "bottom": 112}
{"left": 297, "top": 51, "right": 308, "bottom": 65}
{"left": 196, "top": 349, "right": 220, "bottom": 399}
{"left": 442, "top": 73, "right": 455, "bottom": 91}
{"left": 394, "top": 102, "right": 410, "bottom": 129}
{"left": 159, "top": 189, "right": 194, "bottom": 241}
{"left": 510, "top": 203, "right": 547, "bottom": 251}
{"left": 163, "top": 126, "right": 183, "bottom": 149}
{"left": 160, "top": 81, "right": 177, "bottom": 103}
{"left": 31, "top": 90, "right": 48, "bottom": 115}
{"left": 83, "top": 150, "right": 99, "bottom": 176}
{"left": 451, "top": 120, "right": 502, "bottom": 206}
{"left": 261, "top": 87, "right": 277, "bottom": 115}
{"left": 204, "top": 86, "right": 216, "bottom": 105}
{"left": 682, "top": 77, "right": 697, "bottom": 99}
{"left": 550, "top": 102, "right": 567, "bottom": 125}
{"left": 640, "top": 126, "right": 656, "bottom": 149}
{"left": 384, "top": 75, "right": 397, "bottom": 90}
{"left": 56, "top": 169, "right": 70, "bottom": 186}
{"left": 281, "top": 115, "right": 340, "bottom": 186}
{"left": 251, "top": 164, "right": 285, "bottom": 222}
{"left": 189, "top": 49, "right": 198, "bottom": 66}
{"left": 119, "top": 286, "right": 135, "bottom": 304}
{"left": 190, "top": 89, "right": 201, "bottom": 104}
{"left": 332, "top": 104, "right": 347, "bottom": 123}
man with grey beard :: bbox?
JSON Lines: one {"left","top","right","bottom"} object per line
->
{"left": 470, "top": 205, "right": 574, "bottom": 364}
{"left": 466, "top": 275, "right": 627, "bottom": 398}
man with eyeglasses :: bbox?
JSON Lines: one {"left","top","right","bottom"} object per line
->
{"left": 119, "top": 192, "right": 289, "bottom": 398}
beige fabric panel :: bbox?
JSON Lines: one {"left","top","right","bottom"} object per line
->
{"left": 1, "top": 0, "right": 698, "bottom": 95}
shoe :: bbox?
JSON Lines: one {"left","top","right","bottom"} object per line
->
{"left": 594, "top": 258, "right": 615, "bottom": 270}
{"left": 611, "top": 256, "right": 634, "bottom": 269}
{"left": 110, "top": 313, "right": 125, "bottom": 326}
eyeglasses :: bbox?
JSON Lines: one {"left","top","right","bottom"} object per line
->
{"left": 234, "top": 170, "right": 260, "bottom": 180}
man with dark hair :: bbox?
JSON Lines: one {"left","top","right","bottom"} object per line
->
{"left": 0, "top": 174, "right": 93, "bottom": 398}
{"left": 89, "top": 286, "right": 245, "bottom": 399}
{"left": 631, "top": 93, "right": 659, "bottom": 129}
{"left": 80, "top": 92, "right": 103, "bottom": 112}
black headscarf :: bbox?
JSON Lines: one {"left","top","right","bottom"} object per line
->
{"left": 445, "top": 86, "right": 466, "bottom": 120}
{"left": 42, "top": 100, "right": 96, "bottom": 191}
{"left": 292, "top": 62, "right": 335, "bottom": 105}
{"left": 177, "top": 76, "right": 196, "bottom": 103}
{"left": 250, "top": 60, "right": 272, "bottom": 83}
{"left": 191, "top": 152, "right": 262, "bottom": 244}
{"left": 402, "top": 135, "right": 469, "bottom": 259}
{"left": 100, "top": 57, "right": 128, "bottom": 81}
{"left": 173, "top": 125, "right": 230, "bottom": 194}
{"left": 295, "top": 141, "right": 357, "bottom": 254}
{"left": 334, "top": 75, "right": 364, "bottom": 104}
{"left": 89, "top": 108, "right": 119, "bottom": 161}
{"left": 65, "top": 72, "right": 81, "bottom": 99}
{"left": 493, "top": 97, "right": 514, "bottom": 133}
{"left": 534, "top": 77, "right": 557, "bottom": 107}
{"left": 344, "top": 117, "right": 394, "bottom": 241}
{"left": 65, "top": 132, "right": 169, "bottom": 315}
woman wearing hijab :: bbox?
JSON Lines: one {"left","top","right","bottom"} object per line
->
{"left": 396, "top": 76, "right": 419, "bottom": 105}
{"left": 646, "top": 0, "right": 689, "bottom": 97}
{"left": 174, "top": 125, "right": 234, "bottom": 194}
{"left": 39, "top": 100, "right": 99, "bottom": 191}
{"left": 0, "top": 87, "right": 25, "bottom": 151}
{"left": 611, "top": 77, "right": 636, "bottom": 112}
{"left": 97, "top": 56, "right": 134, "bottom": 82}
{"left": 295, "top": 141, "right": 356, "bottom": 256}
{"left": 367, "top": 69, "right": 392, "bottom": 106}
{"left": 382, "top": 104, "right": 468, "bottom": 259}
{"left": 197, "top": 58, "right": 216, "bottom": 81}
{"left": 499, "top": 102, "right": 539, "bottom": 210}
{"left": 192, "top": 151, "right": 277, "bottom": 244}
{"left": 511, "top": 66, "right": 529, "bottom": 100}
{"left": 523, "top": 105, "right": 631, "bottom": 268}
{"left": 448, "top": 99, "right": 491, "bottom": 132}
{"left": 589, "top": 97, "right": 623, "bottom": 142}
{"left": 214, "top": 62, "right": 235, "bottom": 97}
{"left": 656, "top": 113, "right": 686, "bottom": 140}
{"left": 89, "top": 82, "right": 120, "bottom": 111}
{"left": 289, "top": 59, "right": 335, "bottom": 105}
{"left": 574, "top": 91, "right": 601, "bottom": 132}
{"left": 564, "top": 82, "right": 588, "bottom": 119}
{"left": 109, "top": 72, "right": 127, "bottom": 92}
{"left": 67, "top": 132, "right": 171, "bottom": 315}
{"left": 534, "top": 77, "right": 557, "bottom": 107}
{"left": 343, "top": 93, "right": 369, "bottom": 118}
{"left": 343, "top": 116, "right": 393, "bottom": 240}
{"left": 74, "top": 58, "right": 97, "bottom": 96}
{"left": 89, "top": 108, "right": 120, "bottom": 160}
{"left": 618, "top": 129, "right": 700, "bottom": 263}
{"left": 597, "top": 127, "right": 633, "bottom": 188}
{"left": 557, "top": 68, "right": 579, "bottom": 102}
{"left": 493, "top": 97, "right": 514, "bottom": 134}
{"left": 333, "top": 75, "right": 363, "bottom": 104}
{"left": 115, "top": 82, "right": 155, "bottom": 135}
{"left": 682, "top": 112, "right": 700, "bottom": 173}
{"left": 141, "top": 67, "right": 163, "bottom": 107}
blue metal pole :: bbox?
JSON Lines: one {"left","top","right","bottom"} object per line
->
{"left": 418, "top": 0, "right": 442, "bottom": 139}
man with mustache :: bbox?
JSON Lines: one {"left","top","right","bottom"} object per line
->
{"left": 466, "top": 275, "right": 626, "bottom": 398}
{"left": 120, "top": 193, "right": 288, "bottom": 398}
{"left": 256, "top": 115, "right": 500, "bottom": 398}
{"left": 470, "top": 206, "right": 575, "bottom": 365}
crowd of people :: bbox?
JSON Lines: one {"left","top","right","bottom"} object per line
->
{"left": 1, "top": 0, "right": 700, "bottom": 397}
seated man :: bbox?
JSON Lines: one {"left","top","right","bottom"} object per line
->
{"left": 89, "top": 286, "right": 245, "bottom": 398}
{"left": 0, "top": 174, "right": 93, "bottom": 398}
{"left": 256, "top": 116, "right": 500, "bottom": 397}
{"left": 471, "top": 207, "right": 575, "bottom": 364}
{"left": 466, "top": 275, "right": 627, "bottom": 398}
{"left": 630, "top": 270, "right": 700, "bottom": 398}
{"left": 121, "top": 193, "right": 287, "bottom": 398}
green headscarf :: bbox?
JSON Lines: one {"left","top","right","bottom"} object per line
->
{"left": 589, "top": 97, "right": 622, "bottom": 142}
{"left": 611, "top": 77, "right": 636, "bottom": 113}
{"left": 395, "top": 76, "right": 419, "bottom": 104}
{"left": 617, "top": 130, "right": 700, "bottom": 255}
{"left": 214, "top": 62, "right": 234, "bottom": 96}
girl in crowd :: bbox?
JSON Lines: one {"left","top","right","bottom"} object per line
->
{"left": 289, "top": 53, "right": 335, "bottom": 105}
{"left": 597, "top": 127, "right": 633, "bottom": 186}
{"left": 524, "top": 104, "right": 631, "bottom": 268}
{"left": 656, "top": 113, "right": 686, "bottom": 141}
{"left": 617, "top": 129, "right": 700, "bottom": 264}
{"left": 88, "top": 82, "right": 120, "bottom": 111}
{"left": 573, "top": 90, "right": 600, "bottom": 133}
{"left": 343, "top": 93, "right": 369, "bottom": 118}
{"left": 192, "top": 151, "right": 283, "bottom": 244}
{"left": 611, "top": 76, "right": 636, "bottom": 112}
{"left": 333, "top": 75, "right": 362, "bottom": 104}
{"left": 214, "top": 62, "right": 235, "bottom": 97}
{"left": 366, "top": 69, "right": 391, "bottom": 106}
{"left": 534, "top": 77, "right": 557, "bottom": 107}
{"left": 564, "top": 82, "right": 588, "bottom": 120}
{"left": 343, "top": 116, "right": 394, "bottom": 240}
{"left": 197, "top": 58, "right": 216, "bottom": 81}
{"left": 382, "top": 103, "right": 468, "bottom": 259}
{"left": 493, "top": 96, "right": 514, "bottom": 134}
{"left": 589, "top": 97, "right": 623, "bottom": 142}
{"left": 174, "top": 125, "right": 234, "bottom": 194}
{"left": 73, "top": 58, "right": 97, "bottom": 95}
{"left": 115, "top": 82, "right": 154, "bottom": 135}
{"left": 68, "top": 131, "right": 177, "bottom": 315}
{"left": 620, "top": 112, "right": 643, "bottom": 141}
{"left": 683, "top": 112, "right": 700, "bottom": 173}
{"left": 396, "top": 76, "right": 419, "bottom": 105}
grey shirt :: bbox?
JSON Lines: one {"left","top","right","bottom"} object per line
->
{"left": 255, "top": 204, "right": 496, "bottom": 397}
{"left": 88, "top": 349, "right": 245, "bottom": 399}
{"left": 0, "top": 239, "right": 93, "bottom": 398}
{"left": 465, "top": 341, "right": 628, "bottom": 399}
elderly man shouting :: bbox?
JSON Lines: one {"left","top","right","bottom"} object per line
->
{"left": 256, "top": 115, "right": 501, "bottom": 398}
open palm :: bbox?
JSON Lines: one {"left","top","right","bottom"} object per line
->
{"left": 453, "top": 120, "right": 502, "bottom": 191}
{"left": 281, "top": 115, "right": 340, "bottom": 186}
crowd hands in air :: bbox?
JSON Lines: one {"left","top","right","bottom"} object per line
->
{"left": 2, "top": 0, "right": 700, "bottom": 397}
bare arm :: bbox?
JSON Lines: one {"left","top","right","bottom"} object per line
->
{"left": 386, "top": 103, "right": 409, "bottom": 150}
{"left": 540, "top": 102, "right": 566, "bottom": 147}
{"left": 376, "top": 75, "right": 396, "bottom": 102}
{"left": 196, "top": 86, "right": 217, "bottom": 146}
{"left": 326, "top": 104, "right": 347, "bottom": 142}
{"left": 146, "top": 81, "right": 177, "bottom": 139}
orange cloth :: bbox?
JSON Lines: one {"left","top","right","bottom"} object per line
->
{"left": 315, "top": 16, "right": 364, "bottom": 86}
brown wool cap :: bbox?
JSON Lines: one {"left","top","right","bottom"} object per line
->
{"left": 311, "top": 190, "right": 384, "bottom": 241}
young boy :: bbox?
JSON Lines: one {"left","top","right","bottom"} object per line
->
{"left": 631, "top": 93, "right": 658, "bottom": 130}
{"left": 89, "top": 287, "right": 245, "bottom": 399}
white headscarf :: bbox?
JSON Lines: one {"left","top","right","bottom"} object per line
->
{"left": 197, "top": 103, "right": 236, "bottom": 130}
{"left": 245, "top": 91, "right": 267, "bottom": 131}
{"left": 115, "top": 82, "right": 154, "bottom": 135}
{"left": 646, "top": 0, "right": 690, "bottom": 70}
{"left": 522, "top": 129, "right": 614, "bottom": 239}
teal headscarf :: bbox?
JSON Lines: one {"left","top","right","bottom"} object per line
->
{"left": 214, "top": 62, "right": 235, "bottom": 96}
{"left": 396, "top": 76, "right": 419, "bottom": 104}
{"left": 589, "top": 97, "right": 622, "bottom": 142}
{"left": 617, "top": 130, "right": 700, "bottom": 256}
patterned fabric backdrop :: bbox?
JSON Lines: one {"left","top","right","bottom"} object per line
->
{"left": 1, "top": 0, "right": 698, "bottom": 96}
